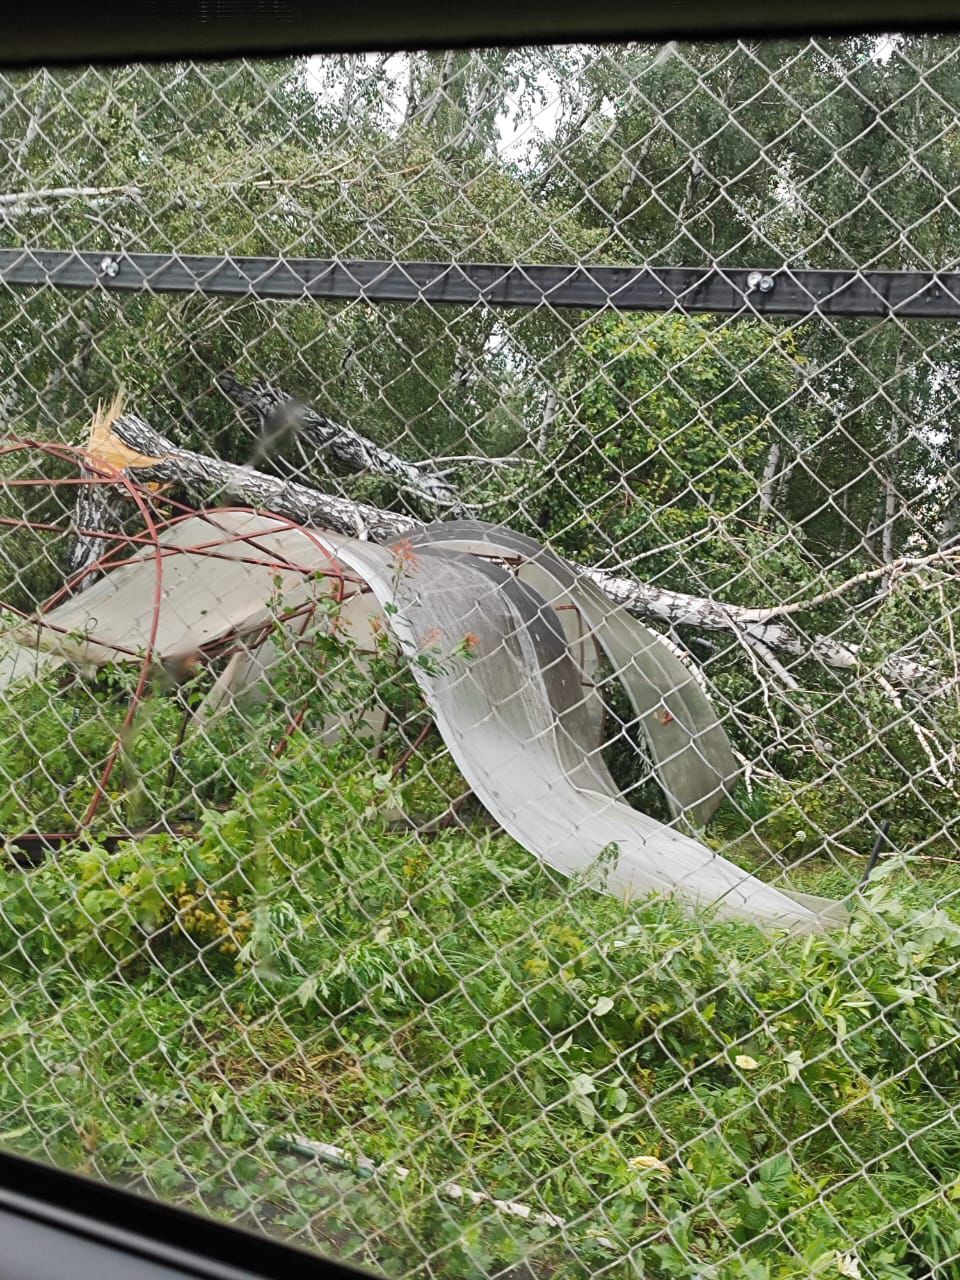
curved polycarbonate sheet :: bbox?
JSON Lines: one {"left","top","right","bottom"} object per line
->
{"left": 329, "top": 535, "right": 845, "bottom": 932}
{"left": 1, "top": 509, "right": 843, "bottom": 929}
{"left": 409, "top": 520, "right": 740, "bottom": 826}
{"left": 9, "top": 512, "right": 345, "bottom": 666}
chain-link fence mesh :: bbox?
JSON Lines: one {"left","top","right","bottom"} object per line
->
{"left": 0, "top": 34, "right": 959, "bottom": 1280}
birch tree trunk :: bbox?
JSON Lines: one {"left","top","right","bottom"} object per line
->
{"left": 538, "top": 388, "right": 558, "bottom": 455}
{"left": 420, "top": 50, "right": 457, "bottom": 129}
{"left": 66, "top": 479, "right": 128, "bottom": 582}
{"left": 882, "top": 348, "right": 906, "bottom": 566}
{"left": 758, "top": 439, "right": 781, "bottom": 523}
{"left": 882, "top": 420, "right": 900, "bottom": 566}
{"left": 92, "top": 408, "right": 938, "bottom": 689}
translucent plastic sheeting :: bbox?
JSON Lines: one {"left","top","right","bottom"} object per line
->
{"left": 408, "top": 520, "right": 740, "bottom": 827}
{"left": 2, "top": 512, "right": 347, "bottom": 669}
{"left": 2, "top": 510, "right": 844, "bottom": 930}
{"left": 329, "top": 534, "right": 846, "bottom": 933}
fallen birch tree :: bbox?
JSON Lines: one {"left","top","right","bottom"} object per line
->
{"left": 72, "top": 400, "right": 944, "bottom": 691}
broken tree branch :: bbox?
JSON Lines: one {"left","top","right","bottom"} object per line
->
{"left": 66, "top": 476, "right": 128, "bottom": 583}
{"left": 106, "top": 408, "right": 415, "bottom": 542}
{"left": 0, "top": 184, "right": 144, "bottom": 206}
{"left": 875, "top": 671, "right": 953, "bottom": 785}
{"left": 216, "top": 371, "right": 466, "bottom": 516}
{"left": 743, "top": 549, "right": 960, "bottom": 621}
{"left": 65, "top": 393, "right": 170, "bottom": 590}
{"left": 580, "top": 566, "right": 936, "bottom": 689}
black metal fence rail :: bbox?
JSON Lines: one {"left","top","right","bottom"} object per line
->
{"left": 3, "top": 248, "right": 960, "bottom": 319}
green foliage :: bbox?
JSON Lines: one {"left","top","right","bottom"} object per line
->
{"left": 0, "top": 747, "right": 959, "bottom": 1278}
{"left": 0, "top": 618, "right": 958, "bottom": 1277}
{"left": 534, "top": 314, "right": 810, "bottom": 584}
{"left": 2, "top": 39, "right": 960, "bottom": 1280}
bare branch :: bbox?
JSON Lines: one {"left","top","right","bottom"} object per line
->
{"left": 216, "top": 371, "right": 467, "bottom": 516}
{"left": 742, "top": 548, "right": 960, "bottom": 622}
{"left": 875, "top": 672, "right": 952, "bottom": 787}
{"left": 0, "top": 184, "right": 144, "bottom": 206}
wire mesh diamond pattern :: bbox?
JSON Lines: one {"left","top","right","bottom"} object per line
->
{"left": 0, "top": 35, "right": 958, "bottom": 1280}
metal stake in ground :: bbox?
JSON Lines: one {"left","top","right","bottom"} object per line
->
{"left": 860, "top": 820, "right": 892, "bottom": 887}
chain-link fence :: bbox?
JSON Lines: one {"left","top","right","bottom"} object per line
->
{"left": 0, "top": 35, "right": 959, "bottom": 1280}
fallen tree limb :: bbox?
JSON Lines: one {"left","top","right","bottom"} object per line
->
{"left": 876, "top": 671, "right": 953, "bottom": 786}
{"left": 111, "top": 410, "right": 414, "bottom": 541}
{"left": 579, "top": 567, "right": 934, "bottom": 689}
{"left": 65, "top": 394, "right": 172, "bottom": 591}
{"left": 274, "top": 1131, "right": 569, "bottom": 1231}
{"left": 0, "top": 184, "right": 144, "bottom": 206}
{"left": 216, "top": 371, "right": 466, "bottom": 516}
{"left": 95, "top": 407, "right": 941, "bottom": 690}
{"left": 66, "top": 475, "right": 125, "bottom": 581}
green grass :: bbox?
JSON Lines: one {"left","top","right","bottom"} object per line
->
{"left": 0, "top": 667, "right": 958, "bottom": 1279}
